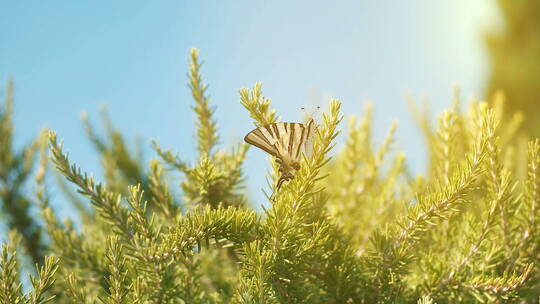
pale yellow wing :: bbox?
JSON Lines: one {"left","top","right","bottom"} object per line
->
{"left": 244, "top": 120, "right": 315, "bottom": 164}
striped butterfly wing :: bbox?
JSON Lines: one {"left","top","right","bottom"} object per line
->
{"left": 244, "top": 119, "right": 315, "bottom": 189}
{"left": 276, "top": 119, "right": 316, "bottom": 165}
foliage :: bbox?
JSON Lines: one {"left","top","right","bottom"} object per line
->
{"left": 1, "top": 48, "right": 540, "bottom": 303}
{"left": 485, "top": 0, "right": 540, "bottom": 137}
{"left": 0, "top": 79, "right": 44, "bottom": 266}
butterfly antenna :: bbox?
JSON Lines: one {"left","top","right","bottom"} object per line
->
{"left": 300, "top": 107, "right": 307, "bottom": 119}
{"left": 300, "top": 106, "right": 320, "bottom": 123}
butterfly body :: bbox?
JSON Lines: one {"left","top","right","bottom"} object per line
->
{"left": 244, "top": 119, "right": 315, "bottom": 190}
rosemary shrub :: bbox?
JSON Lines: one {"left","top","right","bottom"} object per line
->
{"left": 1, "top": 48, "right": 539, "bottom": 303}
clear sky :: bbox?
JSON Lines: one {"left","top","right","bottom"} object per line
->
{"left": 1, "top": 1, "right": 498, "bottom": 217}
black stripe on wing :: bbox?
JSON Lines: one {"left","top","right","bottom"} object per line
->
{"left": 244, "top": 128, "right": 279, "bottom": 157}
{"left": 294, "top": 123, "right": 307, "bottom": 159}
{"left": 287, "top": 123, "right": 295, "bottom": 155}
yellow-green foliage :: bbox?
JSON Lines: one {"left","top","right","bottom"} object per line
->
{"left": 1, "top": 49, "right": 540, "bottom": 303}
{"left": 485, "top": 0, "right": 540, "bottom": 136}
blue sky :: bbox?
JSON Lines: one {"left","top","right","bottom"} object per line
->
{"left": 1, "top": 1, "right": 498, "bottom": 216}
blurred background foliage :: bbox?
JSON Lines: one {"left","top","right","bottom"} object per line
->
{"left": 485, "top": 0, "right": 540, "bottom": 137}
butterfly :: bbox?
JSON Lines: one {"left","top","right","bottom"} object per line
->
{"left": 244, "top": 119, "right": 316, "bottom": 190}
